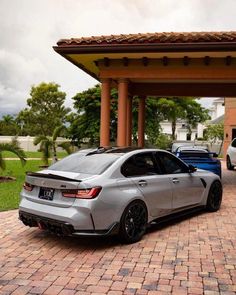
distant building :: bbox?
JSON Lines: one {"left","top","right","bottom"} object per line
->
{"left": 160, "top": 121, "right": 197, "bottom": 141}
{"left": 209, "top": 98, "right": 225, "bottom": 121}
{"left": 160, "top": 98, "right": 225, "bottom": 141}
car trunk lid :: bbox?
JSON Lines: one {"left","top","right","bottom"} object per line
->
{"left": 24, "top": 170, "right": 93, "bottom": 208}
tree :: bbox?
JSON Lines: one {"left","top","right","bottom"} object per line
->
{"left": 204, "top": 123, "right": 224, "bottom": 142}
{"left": 17, "top": 82, "right": 70, "bottom": 136}
{"left": 68, "top": 85, "right": 162, "bottom": 146}
{"left": 68, "top": 85, "right": 118, "bottom": 146}
{"left": 131, "top": 97, "right": 162, "bottom": 145}
{"left": 156, "top": 97, "right": 186, "bottom": 140}
{"left": 156, "top": 97, "right": 209, "bottom": 140}
{"left": 34, "top": 125, "right": 72, "bottom": 165}
{"left": 184, "top": 100, "right": 210, "bottom": 137}
{"left": 0, "top": 138, "right": 26, "bottom": 171}
{"left": 155, "top": 133, "right": 172, "bottom": 150}
{"left": 204, "top": 123, "right": 224, "bottom": 153}
{"left": 0, "top": 115, "right": 20, "bottom": 135}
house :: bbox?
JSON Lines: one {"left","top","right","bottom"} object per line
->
{"left": 160, "top": 98, "right": 225, "bottom": 140}
{"left": 209, "top": 98, "right": 225, "bottom": 121}
{"left": 160, "top": 120, "right": 198, "bottom": 141}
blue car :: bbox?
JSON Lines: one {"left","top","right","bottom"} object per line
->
{"left": 175, "top": 146, "right": 222, "bottom": 178}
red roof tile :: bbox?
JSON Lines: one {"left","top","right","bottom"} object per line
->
{"left": 57, "top": 31, "right": 236, "bottom": 46}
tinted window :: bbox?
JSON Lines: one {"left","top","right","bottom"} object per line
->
{"left": 121, "top": 153, "right": 160, "bottom": 177}
{"left": 231, "top": 139, "right": 236, "bottom": 148}
{"left": 49, "top": 153, "right": 120, "bottom": 174}
{"left": 157, "top": 152, "right": 188, "bottom": 174}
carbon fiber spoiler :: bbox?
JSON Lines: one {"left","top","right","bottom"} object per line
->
{"left": 26, "top": 171, "right": 81, "bottom": 182}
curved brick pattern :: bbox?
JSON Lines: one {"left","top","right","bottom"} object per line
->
{"left": 0, "top": 162, "right": 236, "bottom": 294}
{"left": 57, "top": 31, "right": 236, "bottom": 46}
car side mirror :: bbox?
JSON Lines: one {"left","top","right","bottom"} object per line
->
{"left": 212, "top": 152, "right": 218, "bottom": 158}
{"left": 188, "top": 164, "right": 197, "bottom": 173}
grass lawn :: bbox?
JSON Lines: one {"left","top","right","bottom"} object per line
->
{"left": 0, "top": 160, "right": 44, "bottom": 211}
{"left": 2, "top": 150, "right": 68, "bottom": 159}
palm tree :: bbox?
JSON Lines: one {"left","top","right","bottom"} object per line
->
{"left": 34, "top": 126, "right": 72, "bottom": 165}
{"left": 0, "top": 138, "right": 26, "bottom": 171}
{"left": 2, "top": 115, "right": 15, "bottom": 124}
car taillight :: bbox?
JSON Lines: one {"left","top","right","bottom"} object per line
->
{"left": 62, "top": 187, "right": 102, "bottom": 199}
{"left": 23, "top": 182, "right": 34, "bottom": 192}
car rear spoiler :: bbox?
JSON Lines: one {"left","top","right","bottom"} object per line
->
{"left": 26, "top": 171, "right": 81, "bottom": 182}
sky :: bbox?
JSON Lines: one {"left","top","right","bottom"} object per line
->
{"left": 1, "top": 0, "right": 236, "bottom": 117}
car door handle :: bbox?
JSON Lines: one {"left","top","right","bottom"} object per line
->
{"left": 172, "top": 178, "right": 179, "bottom": 184}
{"left": 138, "top": 180, "right": 147, "bottom": 187}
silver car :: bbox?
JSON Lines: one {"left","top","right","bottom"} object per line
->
{"left": 19, "top": 147, "right": 222, "bottom": 243}
{"left": 226, "top": 138, "right": 236, "bottom": 170}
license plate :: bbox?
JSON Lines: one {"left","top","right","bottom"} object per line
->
{"left": 39, "top": 187, "right": 54, "bottom": 201}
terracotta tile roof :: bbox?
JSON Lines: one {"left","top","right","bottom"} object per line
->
{"left": 57, "top": 31, "right": 236, "bottom": 46}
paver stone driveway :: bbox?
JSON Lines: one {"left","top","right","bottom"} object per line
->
{"left": 0, "top": 163, "right": 236, "bottom": 295}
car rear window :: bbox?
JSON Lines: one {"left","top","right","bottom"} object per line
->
{"left": 49, "top": 153, "right": 120, "bottom": 174}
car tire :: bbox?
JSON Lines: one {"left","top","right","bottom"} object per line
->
{"left": 226, "top": 156, "right": 234, "bottom": 170}
{"left": 119, "top": 200, "right": 148, "bottom": 244}
{"left": 206, "top": 180, "right": 223, "bottom": 212}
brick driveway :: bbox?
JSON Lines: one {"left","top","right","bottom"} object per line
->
{"left": 0, "top": 164, "right": 236, "bottom": 295}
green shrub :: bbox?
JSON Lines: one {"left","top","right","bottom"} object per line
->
{"left": 155, "top": 134, "right": 172, "bottom": 150}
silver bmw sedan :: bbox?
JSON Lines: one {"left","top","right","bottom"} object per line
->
{"left": 19, "top": 147, "right": 222, "bottom": 243}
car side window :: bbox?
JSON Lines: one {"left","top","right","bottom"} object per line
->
{"left": 156, "top": 152, "right": 188, "bottom": 174}
{"left": 231, "top": 139, "right": 236, "bottom": 148}
{"left": 121, "top": 153, "right": 161, "bottom": 177}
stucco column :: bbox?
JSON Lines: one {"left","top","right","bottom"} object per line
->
{"left": 126, "top": 96, "right": 133, "bottom": 146}
{"left": 117, "top": 79, "right": 128, "bottom": 147}
{"left": 138, "top": 96, "right": 146, "bottom": 147}
{"left": 100, "top": 79, "right": 111, "bottom": 147}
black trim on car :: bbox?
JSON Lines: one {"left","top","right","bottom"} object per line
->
{"left": 19, "top": 211, "right": 119, "bottom": 237}
{"left": 26, "top": 172, "right": 81, "bottom": 182}
{"left": 200, "top": 178, "right": 207, "bottom": 188}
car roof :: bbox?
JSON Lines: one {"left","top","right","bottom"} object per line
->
{"left": 76, "top": 147, "right": 166, "bottom": 157}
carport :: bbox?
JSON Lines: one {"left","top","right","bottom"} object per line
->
{"left": 54, "top": 31, "right": 236, "bottom": 154}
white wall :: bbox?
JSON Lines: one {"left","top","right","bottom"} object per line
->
{"left": 0, "top": 136, "right": 67, "bottom": 152}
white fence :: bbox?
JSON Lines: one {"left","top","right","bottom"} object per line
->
{"left": 0, "top": 136, "right": 223, "bottom": 155}
{"left": 0, "top": 136, "right": 67, "bottom": 152}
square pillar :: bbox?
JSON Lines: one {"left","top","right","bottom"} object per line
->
{"left": 117, "top": 79, "right": 128, "bottom": 147}
{"left": 100, "top": 79, "right": 111, "bottom": 147}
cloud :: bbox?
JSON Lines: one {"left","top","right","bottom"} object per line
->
{"left": 0, "top": 49, "right": 47, "bottom": 115}
{"left": 0, "top": 0, "right": 236, "bottom": 116}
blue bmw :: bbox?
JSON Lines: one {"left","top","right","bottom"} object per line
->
{"left": 175, "top": 146, "right": 222, "bottom": 178}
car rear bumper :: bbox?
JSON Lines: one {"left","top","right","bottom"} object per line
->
{"left": 19, "top": 210, "right": 120, "bottom": 237}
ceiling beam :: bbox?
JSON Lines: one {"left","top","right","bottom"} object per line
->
{"left": 130, "top": 83, "right": 236, "bottom": 97}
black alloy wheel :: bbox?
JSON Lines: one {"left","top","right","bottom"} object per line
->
{"left": 226, "top": 156, "right": 234, "bottom": 170}
{"left": 119, "top": 200, "right": 148, "bottom": 244}
{"left": 206, "top": 181, "right": 223, "bottom": 212}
